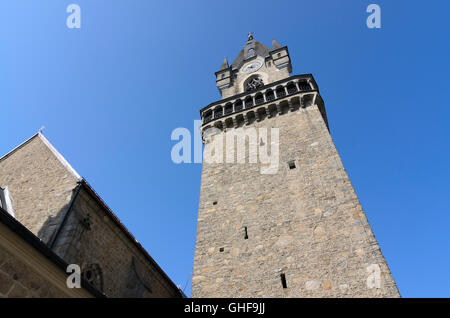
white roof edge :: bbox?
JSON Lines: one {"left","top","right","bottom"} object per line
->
{"left": 37, "top": 132, "right": 82, "bottom": 181}
{"left": 0, "top": 133, "right": 40, "bottom": 162}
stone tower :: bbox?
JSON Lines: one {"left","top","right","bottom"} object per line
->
{"left": 192, "top": 35, "right": 399, "bottom": 297}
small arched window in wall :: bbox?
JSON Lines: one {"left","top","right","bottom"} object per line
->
{"left": 82, "top": 263, "right": 104, "bottom": 293}
{"left": 123, "top": 257, "right": 152, "bottom": 298}
{"left": 244, "top": 76, "right": 264, "bottom": 92}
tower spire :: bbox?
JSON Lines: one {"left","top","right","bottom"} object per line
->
{"left": 272, "top": 38, "right": 281, "bottom": 49}
{"left": 219, "top": 57, "right": 229, "bottom": 70}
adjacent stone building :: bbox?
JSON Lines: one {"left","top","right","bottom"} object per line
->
{"left": 0, "top": 133, "right": 183, "bottom": 298}
{"left": 192, "top": 35, "right": 400, "bottom": 297}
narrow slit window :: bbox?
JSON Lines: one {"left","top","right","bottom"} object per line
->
{"left": 288, "top": 161, "right": 296, "bottom": 170}
{"left": 244, "top": 226, "right": 248, "bottom": 239}
{"left": 213, "top": 201, "right": 218, "bottom": 205}
{"left": 280, "top": 273, "right": 287, "bottom": 289}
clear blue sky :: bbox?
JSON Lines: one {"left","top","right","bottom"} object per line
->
{"left": 1, "top": 1, "right": 449, "bottom": 297}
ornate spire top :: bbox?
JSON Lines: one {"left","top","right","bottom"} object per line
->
{"left": 247, "top": 32, "right": 254, "bottom": 41}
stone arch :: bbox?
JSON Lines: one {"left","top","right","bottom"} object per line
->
{"left": 286, "top": 81, "right": 297, "bottom": 94}
{"left": 203, "top": 110, "right": 212, "bottom": 123}
{"left": 244, "top": 75, "right": 264, "bottom": 92}
{"left": 224, "top": 102, "right": 233, "bottom": 115}
{"left": 122, "top": 257, "right": 152, "bottom": 298}
{"left": 214, "top": 106, "right": 223, "bottom": 119}
{"left": 82, "top": 263, "right": 104, "bottom": 293}
{"left": 276, "top": 85, "right": 286, "bottom": 98}
{"left": 244, "top": 96, "right": 254, "bottom": 109}
{"left": 255, "top": 92, "right": 264, "bottom": 105}
{"left": 265, "top": 89, "right": 275, "bottom": 102}
{"left": 298, "top": 80, "right": 311, "bottom": 91}
{"left": 234, "top": 99, "right": 243, "bottom": 112}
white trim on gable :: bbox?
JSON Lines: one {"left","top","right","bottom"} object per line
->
{"left": 0, "top": 132, "right": 81, "bottom": 181}
{"left": 37, "top": 133, "right": 81, "bottom": 181}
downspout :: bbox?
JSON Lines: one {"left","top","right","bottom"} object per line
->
{"left": 48, "top": 181, "right": 82, "bottom": 249}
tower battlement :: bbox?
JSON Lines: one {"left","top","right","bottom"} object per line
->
{"left": 200, "top": 74, "right": 328, "bottom": 138}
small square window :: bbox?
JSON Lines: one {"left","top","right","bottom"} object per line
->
{"left": 219, "top": 247, "right": 224, "bottom": 252}
{"left": 288, "top": 161, "right": 296, "bottom": 170}
{"left": 213, "top": 201, "right": 218, "bottom": 205}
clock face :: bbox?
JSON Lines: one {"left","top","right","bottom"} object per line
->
{"left": 242, "top": 61, "right": 262, "bottom": 74}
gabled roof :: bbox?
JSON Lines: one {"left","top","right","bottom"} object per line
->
{"left": 0, "top": 132, "right": 81, "bottom": 181}
{"left": 0, "top": 132, "right": 184, "bottom": 297}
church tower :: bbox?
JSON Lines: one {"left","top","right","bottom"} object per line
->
{"left": 192, "top": 35, "right": 399, "bottom": 297}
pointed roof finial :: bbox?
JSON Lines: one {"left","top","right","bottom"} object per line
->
{"left": 219, "top": 57, "right": 229, "bottom": 70}
{"left": 38, "top": 126, "right": 45, "bottom": 134}
{"left": 272, "top": 38, "right": 281, "bottom": 49}
{"left": 248, "top": 32, "right": 254, "bottom": 41}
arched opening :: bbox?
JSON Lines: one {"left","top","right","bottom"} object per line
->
{"left": 298, "top": 80, "right": 310, "bottom": 91}
{"left": 265, "top": 89, "right": 275, "bottom": 102}
{"left": 276, "top": 86, "right": 286, "bottom": 98}
{"left": 234, "top": 99, "right": 243, "bottom": 112}
{"left": 214, "top": 106, "right": 223, "bottom": 119}
{"left": 224, "top": 103, "right": 233, "bottom": 115}
{"left": 244, "top": 76, "right": 264, "bottom": 92}
{"left": 204, "top": 110, "right": 212, "bottom": 123}
{"left": 245, "top": 96, "right": 254, "bottom": 109}
{"left": 255, "top": 93, "right": 264, "bottom": 105}
{"left": 82, "top": 263, "right": 104, "bottom": 293}
{"left": 286, "top": 82, "right": 297, "bottom": 94}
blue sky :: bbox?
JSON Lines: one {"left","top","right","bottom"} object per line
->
{"left": 0, "top": 1, "right": 449, "bottom": 297}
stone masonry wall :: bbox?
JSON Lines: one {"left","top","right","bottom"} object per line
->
{"left": 52, "top": 188, "right": 181, "bottom": 298}
{"left": 192, "top": 104, "right": 400, "bottom": 297}
{"left": 0, "top": 135, "right": 78, "bottom": 244}
{"left": 0, "top": 243, "right": 67, "bottom": 297}
{"left": 0, "top": 134, "right": 180, "bottom": 298}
